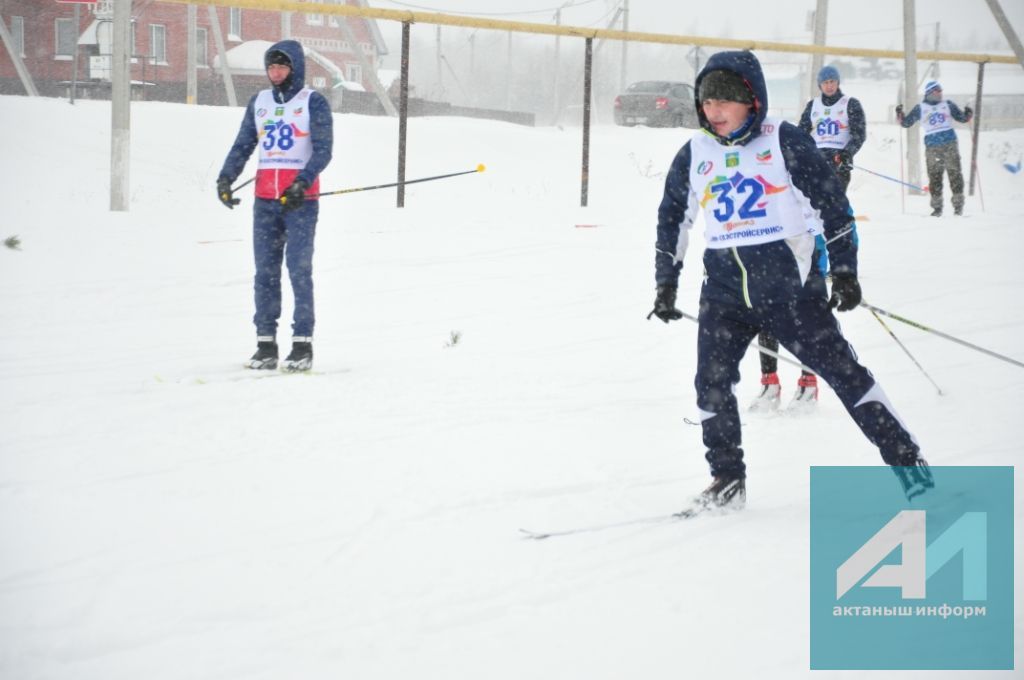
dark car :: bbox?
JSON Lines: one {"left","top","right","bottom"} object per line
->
{"left": 614, "top": 81, "right": 697, "bottom": 128}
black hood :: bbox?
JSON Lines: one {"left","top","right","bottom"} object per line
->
{"left": 694, "top": 50, "right": 768, "bottom": 146}
{"left": 264, "top": 39, "right": 306, "bottom": 102}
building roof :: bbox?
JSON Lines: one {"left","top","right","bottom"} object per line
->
{"left": 211, "top": 40, "right": 275, "bottom": 74}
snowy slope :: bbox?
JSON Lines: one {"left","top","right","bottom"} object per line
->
{"left": 0, "top": 95, "right": 1021, "bottom": 679}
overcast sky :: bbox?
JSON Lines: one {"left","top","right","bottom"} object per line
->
{"left": 368, "top": 0, "right": 1024, "bottom": 53}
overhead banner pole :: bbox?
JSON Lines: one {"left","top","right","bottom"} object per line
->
{"left": 158, "top": 1, "right": 1018, "bottom": 66}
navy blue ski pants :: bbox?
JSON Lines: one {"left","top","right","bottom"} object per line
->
{"left": 252, "top": 197, "right": 319, "bottom": 338}
{"left": 695, "top": 273, "right": 919, "bottom": 478}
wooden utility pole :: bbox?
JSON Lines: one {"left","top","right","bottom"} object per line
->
{"left": 70, "top": 3, "right": 80, "bottom": 103}
{"left": 809, "top": 0, "right": 828, "bottom": 99}
{"left": 619, "top": 0, "right": 629, "bottom": 92}
{"left": 436, "top": 25, "right": 443, "bottom": 98}
{"left": 902, "top": 0, "right": 923, "bottom": 192}
{"left": 553, "top": 9, "right": 561, "bottom": 124}
{"left": 506, "top": 31, "right": 512, "bottom": 110}
{"left": 969, "top": 62, "right": 985, "bottom": 197}
{"left": 110, "top": 0, "right": 131, "bottom": 211}
{"left": 186, "top": 3, "right": 197, "bottom": 104}
{"left": 397, "top": 22, "right": 410, "bottom": 208}
{"left": 581, "top": 37, "right": 592, "bottom": 207}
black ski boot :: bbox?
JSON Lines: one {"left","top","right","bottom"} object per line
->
{"left": 677, "top": 475, "right": 746, "bottom": 518}
{"left": 282, "top": 336, "right": 313, "bottom": 372}
{"left": 246, "top": 336, "right": 278, "bottom": 370}
{"left": 699, "top": 475, "right": 747, "bottom": 509}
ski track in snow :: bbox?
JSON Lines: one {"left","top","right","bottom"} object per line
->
{"left": 0, "top": 93, "right": 1022, "bottom": 679}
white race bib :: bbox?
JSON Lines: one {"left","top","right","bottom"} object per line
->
{"left": 689, "top": 118, "right": 820, "bottom": 249}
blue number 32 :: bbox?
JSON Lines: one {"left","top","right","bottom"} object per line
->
{"left": 711, "top": 178, "right": 767, "bottom": 221}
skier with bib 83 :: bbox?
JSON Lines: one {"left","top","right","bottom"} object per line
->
{"left": 896, "top": 80, "right": 973, "bottom": 217}
{"left": 648, "top": 50, "right": 933, "bottom": 510}
{"left": 217, "top": 40, "right": 334, "bottom": 372}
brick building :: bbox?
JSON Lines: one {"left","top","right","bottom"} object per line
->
{"left": 0, "top": 0, "right": 388, "bottom": 105}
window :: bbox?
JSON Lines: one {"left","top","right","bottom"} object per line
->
{"left": 196, "top": 27, "right": 208, "bottom": 67}
{"left": 55, "top": 17, "right": 75, "bottom": 58}
{"left": 228, "top": 8, "right": 241, "bottom": 40}
{"left": 130, "top": 22, "right": 137, "bottom": 57}
{"left": 346, "top": 63, "right": 362, "bottom": 84}
{"left": 150, "top": 24, "right": 166, "bottom": 64}
{"left": 307, "top": 0, "right": 324, "bottom": 26}
{"left": 11, "top": 16, "right": 24, "bottom": 57}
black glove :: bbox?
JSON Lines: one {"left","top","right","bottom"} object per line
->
{"left": 647, "top": 285, "right": 684, "bottom": 323}
{"left": 895, "top": 104, "right": 904, "bottom": 123}
{"left": 217, "top": 177, "right": 239, "bottom": 209}
{"left": 963, "top": 105, "right": 973, "bottom": 120}
{"left": 828, "top": 272, "right": 862, "bottom": 312}
{"left": 834, "top": 149, "right": 853, "bottom": 171}
{"left": 281, "top": 179, "right": 310, "bottom": 211}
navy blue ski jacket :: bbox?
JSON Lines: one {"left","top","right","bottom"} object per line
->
{"left": 218, "top": 40, "right": 334, "bottom": 192}
{"left": 655, "top": 50, "right": 857, "bottom": 308}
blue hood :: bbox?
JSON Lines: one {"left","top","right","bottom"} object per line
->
{"left": 265, "top": 39, "right": 306, "bottom": 102}
{"left": 694, "top": 50, "right": 768, "bottom": 146}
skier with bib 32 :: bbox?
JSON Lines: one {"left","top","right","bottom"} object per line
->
{"left": 648, "top": 50, "right": 932, "bottom": 510}
{"left": 217, "top": 40, "right": 334, "bottom": 372}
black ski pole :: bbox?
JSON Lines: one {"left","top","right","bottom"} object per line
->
{"left": 232, "top": 177, "right": 255, "bottom": 193}
{"left": 280, "top": 165, "right": 485, "bottom": 206}
{"left": 867, "top": 307, "right": 944, "bottom": 395}
{"left": 863, "top": 302, "right": 1024, "bottom": 370}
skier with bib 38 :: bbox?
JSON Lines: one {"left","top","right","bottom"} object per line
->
{"left": 217, "top": 40, "right": 334, "bottom": 372}
{"left": 648, "top": 50, "right": 933, "bottom": 510}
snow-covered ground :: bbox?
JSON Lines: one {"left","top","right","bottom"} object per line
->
{"left": 1, "top": 94, "right": 1021, "bottom": 679}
